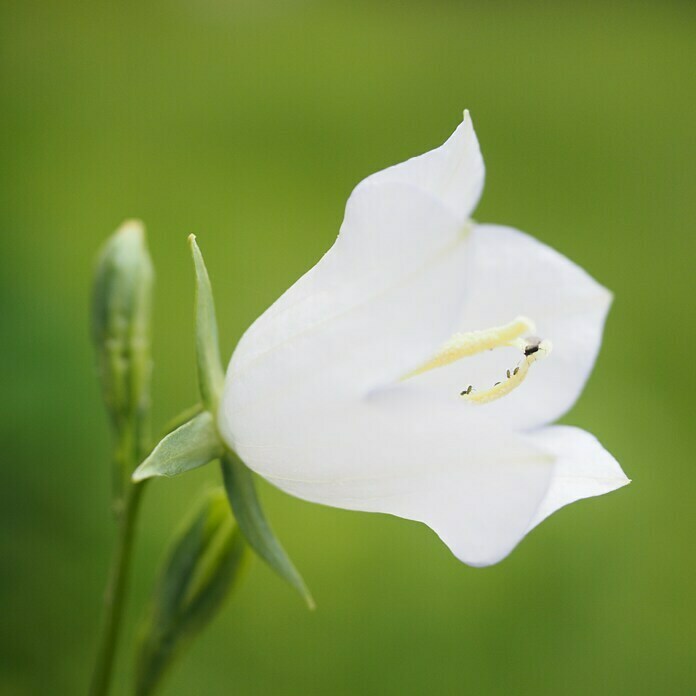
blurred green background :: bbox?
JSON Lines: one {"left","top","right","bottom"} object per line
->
{"left": 2, "top": 1, "right": 695, "bottom": 694}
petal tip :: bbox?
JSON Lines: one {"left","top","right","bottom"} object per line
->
{"left": 602, "top": 285, "right": 615, "bottom": 307}
{"left": 454, "top": 544, "right": 516, "bottom": 568}
{"left": 461, "top": 109, "right": 475, "bottom": 131}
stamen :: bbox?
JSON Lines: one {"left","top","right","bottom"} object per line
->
{"left": 402, "top": 316, "right": 535, "bottom": 380}
{"left": 461, "top": 339, "right": 552, "bottom": 404}
{"left": 401, "top": 315, "right": 552, "bottom": 405}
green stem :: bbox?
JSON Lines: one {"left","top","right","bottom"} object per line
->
{"left": 90, "top": 480, "right": 146, "bottom": 696}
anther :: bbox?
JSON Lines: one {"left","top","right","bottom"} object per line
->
{"left": 524, "top": 336, "right": 542, "bottom": 357}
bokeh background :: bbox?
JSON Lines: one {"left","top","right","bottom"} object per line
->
{"left": 2, "top": 1, "right": 695, "bottom": 694}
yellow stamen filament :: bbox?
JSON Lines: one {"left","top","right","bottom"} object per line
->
{"left": 461, "top": 340, "right": 552, "bottom": 404}
{"left": 402, "top": 316, "right": 535, "bottom": 380}
{"left": 401, "top": 315, "right": 552, "bottom": 405}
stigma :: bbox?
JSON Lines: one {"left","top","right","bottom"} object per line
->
{"left": 402, "top": 316, "right": 552, "bottom": 404}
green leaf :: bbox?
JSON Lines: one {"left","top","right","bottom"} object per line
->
{"left": 132, "top": 411, "right": 223, "bottom": 482}
{"left": 188, "top": 235, "right": 225, "bottom": 413}
{"left": 221, "top": 452, "right": 315, "bottom": 609}
{"left": 135, "top": 489, "right": 249, "bottom": 696}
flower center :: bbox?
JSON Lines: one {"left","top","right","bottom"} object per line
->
{"left": 402, "top": 316, "right": 552, "bottom": 404}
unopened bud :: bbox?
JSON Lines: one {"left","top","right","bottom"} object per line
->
{"left": 135, "top": 489, "right": 248, "bottom": 695}
{"left": 92, "top": 220, "right": 153, "bottom": 493}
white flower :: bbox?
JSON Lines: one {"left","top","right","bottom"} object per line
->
{"left": 218, "top": 111, "right": 629, "bottom": 567}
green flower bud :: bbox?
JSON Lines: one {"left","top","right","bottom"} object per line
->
{"left": 92, "top": 220, "right": 154, "bottom": 498}
{"left": 135, "top": 489, "right": 248, "bottom": 696}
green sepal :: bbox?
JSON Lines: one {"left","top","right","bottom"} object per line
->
{"left": 143, "top": 237, "right": 313, "bottom": 608}
{"left": 135, "top": 489, "right": 249, "bottom": 696}
{"left": 189, "top": 235, "right": 225, "bottom": 413}
{"left": 222, "top": 452, "right": 315, "bottom": 609}
{"left": 132, "top": 411, "right": 223, "bottom": 482}
{"left": 160, "top": 403, "right": 204, "bottom": 437}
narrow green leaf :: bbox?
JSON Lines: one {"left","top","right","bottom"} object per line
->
{"left": 221, "top": 452, "right": 315, "bottom": 609}
{"left": 188, "top": 235, "right": 225, "bottom": 413}
{"left": 132, "top": 411, "right": 223, "bottom": 482}
{"left": 135, "top": 489, "right": 248, "bottom": 696}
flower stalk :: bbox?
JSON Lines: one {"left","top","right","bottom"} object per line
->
{"left": 90, "top": 224, "right": 309, "bottom": 696}
{"left": 89, "top": 221, "right": 154, "bottom": 696}
{"left": 89, "top": 480, "right": 146, "bottom": 696}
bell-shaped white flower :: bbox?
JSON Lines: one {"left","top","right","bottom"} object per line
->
{"left": 219, "top": 111, "right": 629, "bottom": 567}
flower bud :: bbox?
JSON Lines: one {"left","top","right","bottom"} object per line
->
{"left": 135, "top": 489, "right": 248, "bottom": 696}
{"left": 92, "top": 220, "right": 153, "bottom": 492}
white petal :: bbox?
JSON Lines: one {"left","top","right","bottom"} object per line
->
{"left": 226, "top": 181, "right": 472, "bottom": 410}
{"left": 525, "top": 425, "right": 630, "bottom": 531}
{"left": 228, "top": 115, "right": 485, "bottom": 394}
{"left": 223, "top": 388, "right": 554, "bottom": 567}
{"left": 363, "top": 110, "right": 484, "bottom": 221}
{"left": 411, "top": 224, "right": 612, "bottom": 430}
{"left": 219, "top": 117, "right": 616, "bottom": 567}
